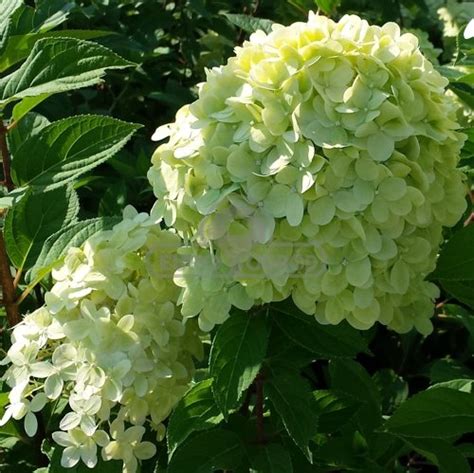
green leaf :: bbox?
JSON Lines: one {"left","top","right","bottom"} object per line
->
{"left": 11, "top": 115, "right": 142, "bottom": 192}
{"left": 440, "top": 280, "right": 474, "bottom": 308}
{"left": 313, "top": 390, "right": 360, "bottom": 433}
{"left": 224, "top": 13, "right": 274, "bottom": 34}
{"left": 430, "top": 379, "right": 474, "bottom": 393}
{"left": 432, "top": 225, "right": 474, "bottom": 281}
{"left": 209, "top": 311, "right": 270, "bottom": 418}
{"left": 0, "top": 30, "right": 114, "bottom": 74}
{"left": 0, "top": 0, "right": 22, "bottom": 54}
{"left": 403, "top": 438, "right": 470, "bottom": 473}
{"left": 372, "top": 369, "right": 408, "bottom": 415}
{"left": 266, "top": 368, "right": 317, "bottom": 461}
{"left": 4, "top": 186, "right": 79, "bottom": 270}
{"left": 27, "top": 216, "right": 121, "bottom": 284}
{"left": 11, "top": 95, "right": 51, "bottom": 126}
{"left": 0, "top": 36, "right": 134, "bottom": 107}
{"left": 384, "top": 387, "right": 474, "bottom": 438}
{"left": 168, "top": 429, "right": 244, "bottom": 473}
{"left": 249, "top": 444, "right": 293, "bottom": 473}
{"left": 315, "top": 0, "right": 341, "bottom": 14}
{"left": 167, "top": 379, "right": 224, "bottom": 457}
{"left": 11, "top": 0, "right": 75, "bottom": 35}
{"left": 329, "top": 359, "right": 382, "bottom": 431}
{"left": 271, "top": 302, "right": 368, "bottom": 358}
{"left": 7, "top": 111, "right": 50, "bottom": 157}
{"left": 431, "top": 225, "right": 474, "bottom": 307}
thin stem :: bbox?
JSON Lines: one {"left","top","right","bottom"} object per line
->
{"left": 0, "top": 121, "right": 14, "bottom": 191}
{"left": 0, "top": 231, "right": 20, "bottom": 326}
{"left": 255, "top": 372, "right": 265, "bottom": 445}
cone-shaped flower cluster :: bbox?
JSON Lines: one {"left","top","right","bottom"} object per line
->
{"left": 149, "top": 13, "right": 467, "bottom": 334}
{"left": 0, "top": 207, "right": 202, "bottom": 472}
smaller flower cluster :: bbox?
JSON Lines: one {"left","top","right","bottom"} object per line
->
{"left": 0, "top": 207, "right": 202, "bottom": 472}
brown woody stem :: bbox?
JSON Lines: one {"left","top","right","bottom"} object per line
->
{"left": 0, "top": 121, "right": 14, "bottom": 192}
{"left": 0, "top": 120, "right": 20, "bottom": 326}
{"left": 0, "top": 231, "right": 20, "bottom": 326}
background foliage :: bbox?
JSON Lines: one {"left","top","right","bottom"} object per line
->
{"left": 0, "top": 0, "right": 473, "bottom": 472}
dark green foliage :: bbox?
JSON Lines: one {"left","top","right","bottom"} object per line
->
{"left": 0, "top": 1, "right": 473, "bottom": 472}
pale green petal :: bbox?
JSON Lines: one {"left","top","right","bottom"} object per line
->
{"left": 367, "top": 132, "right": 394, "bottom": 161}
{"left": 345, "top": 257, "right": 371, "bottom": 287}
{"left": 308, "top": 196, "right": 336, "bottom": 225}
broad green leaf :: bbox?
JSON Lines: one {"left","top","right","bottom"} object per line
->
{"left": 11, "top": 115, "right": 142, "bottom": 192}
{"left": 224, "top": 13, "right": 274, "bottom": 34}
{"left": 441, "top": 280, "right": 474, "bottom": 308}
{"left": 167, "top": 379, "right": 224, "bottom": 457}
{"left": 431, "top": 225, "right": 474, "bottom": 307}
{"left": 329, "top": 359, "right": 382, "bottom": 431}
{"left": 210, "top": 311, "right": 269, "bottom": 418}
{"left": 168, "top": 429, "right": 244, "bottom": 473}
{"left": 0, "top": 0, "right": 22, "bottom": 54}
{"left": 313, "top": 390, "right": 360, "bottom": 433}
{"left": 10, "top": 0, "right": 75, "bottom": 35}
{"left": 448, "top": 82, "right": 474, "bottom": 109}
{"left": 271, "top": 302, "right": 368, "bottom": 358}
{"left": 403, "top": 438, "right": 470, "bottom": 473}
{"left": 430, "top": 379, "right": 474, "bottom": 393}
{"left": 266, "top": 368, "right": 317, "bottom": 461}
{"left": 4, "top": 186, "right": 79, "bottom": 270}
{"left": 0, "top": 30, "right": 114, "bottom": 74}
{"left": 384, "top": 387, "right": 474, "bottom": 438}
{"left": 0, "top": 37, "right": 134, "bottom": 107}
{"left": 7, "top": 111, "right": 50, "bottom": 156}
{"left": 372, "top": 369, "right": 408, "bottom": 415}
{"left": 432, "top": 225, "right": 474, "bottom": 281}
{"left": 27, "top": 216, "right": 121, "bottom": 284}
{"left": 250, "top": 444, "right": 293, "bottom": 473}
{"left": 11, "top": 94, "right": 50, "bottom": 124}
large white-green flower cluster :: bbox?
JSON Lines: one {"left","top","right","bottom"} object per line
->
{"left": 149, "top": 13, "right": 467, "bottom": 334}
{"left": 0, "top": 207, "right": 202, "bottom": 472}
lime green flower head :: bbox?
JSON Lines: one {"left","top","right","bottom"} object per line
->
{"left": 150, "top": 13, "right": 467, "bottom": 335}
{"left": 1, "top": 207, "right": 203, "bottom": 472}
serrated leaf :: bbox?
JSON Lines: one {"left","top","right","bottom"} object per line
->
{"left": 0, "top": 0, "right": 22, "bottom": 54}
{"left": 168, "top": 429, "right": 244, "bottom": 473}
{"left": 271, "top": 302, "right": 368, "bottom": 358}
{"left": 224, "top": 13, "right": 274, "bottom": 34}
{"left": 432, "top": 225, "right": 474, "bottom": 281}
{"left": 210, "top": 311, "right": 269, "bottom": 418}
{"left": 313, "top": 390, "right": 360, "bottom": 433}
{"left": 0, "top": 36, "right": 134, "bottom": 106}
{"left": 250, "top": 444, "right": 293, "bottom": 473}
{"left": 4, "top": 186, "right": 79, "bottom": 270}
{"left": 384, "top": 387, "right": 474, "bottom": 438}
{"left": 403, "top": 438, "right": 470, "bottom": 473}
{"left": 11, "top": 0, "right": 75, "bottom": 35}
{"left": 0, "top": 30, "right": 114, "bottom": 74}
{"left": 441, "top": 280, "right": 474, "bottom": 308}
{"left": 429, "top": 379, "right": 474, "bottom": 393}
{"left": 266, "top": 368, "right": 317, "bottom": 461}
{"left": 329, "top": 359, "right": 382, "bottom": 431}
{"left": 167, "top": 379, "right": 224, "bottom": 457}
{"left": 11, "top": 115, "right": 142, "bottom": 192}
{"left": 27, "top": 216, "right": 121, "bottom": 284}
{"left": 7, "top": 111, "right": 50, "bottom": 156}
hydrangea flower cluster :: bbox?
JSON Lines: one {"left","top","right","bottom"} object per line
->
{"left": 149, "top": 13, "right": 467, "bottom": 334}
{"left": 0, "top": 207, "right": 202, "bottom": 471}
